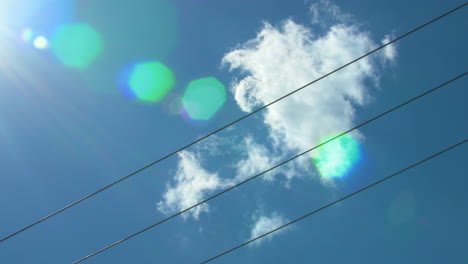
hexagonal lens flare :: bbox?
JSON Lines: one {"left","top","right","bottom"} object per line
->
{"left": 122, "top": 61, "right": 175, "bottom": 102}
{"left": 312, "top": 134, "right": 362, "bottom": 179}
{"left": 51, "top": 23, "right": 102, "bottom": 68}
{"left": 182, "top": 77, "right": 226, "bottom": 120}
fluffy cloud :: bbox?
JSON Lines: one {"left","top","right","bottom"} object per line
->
{"left": 157, "top": 151, "right": 229, "bottom": 220}
{"left": 234, "top": 136, "right": 280, "bottom": 182}
{"left": 249, "top": 212, "right": 290, "bottom": 246}
{"left": 157, "top": 2, "right": 397, "bottom": 221}
{"left": 381, "top": 34, "right": 397, "bottom": 62}
{"left": 309, "top": 0, "right": 351, "bottom": 26}
{"left": 223, "top": 11, "right": 395, "bottom": 181}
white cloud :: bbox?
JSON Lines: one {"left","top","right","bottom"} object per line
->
{"left": 381, "top": 34, "right": 397, "bottom": 62}
{"left": 192, "top": 134, "right": 224, "bottom": 156}
{"left": 158, "top": 2, "right": 399, "bottom": 221}
{"left": 233, "top": 136, "right": 311, "bottom": 186}
{"left": 157, "top": 151, "right": 228, "bottom": 220}
{"left": 234, "top": 136, "right": 280, "bottom": 182}
{"left": 249, "top": 212, "right": 290, "bottom": 246}
{"left": 223, "top": 14, "right": 395, "bottom": 181}
{"left": 309, "top": 0, "right": 351, "bottom": 26}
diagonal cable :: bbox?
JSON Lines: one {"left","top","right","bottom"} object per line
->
{"left": 72, "top": 72, "right": 466, "bottom": 263}
{"left": 1, "top": 1, "right": 466, "bottom": 245}
{"left": 199, "top": 138, "right": 467, "bottom": 264}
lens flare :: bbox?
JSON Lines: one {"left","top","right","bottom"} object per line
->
{"left": 3, "top": 0, "right": 75, "bottom": 36}
{"left": 77, "top": 0, "right": 178, "bottom": 94}
{"left": 33, "top": 36, "right": 48, "bottom": 49}
{"left": 51, "top": 23, "right": 102, "bottom": 68}
{"left": 312, "top": 134, "right": 361, "bottom": 179}
{"left": 20, "top": 28, "right": 34, "bottom": 42}
{"left": 182, "top": 77, "right": 226, "bottom": 120}
{"left": 388, "top": 190, "right": 416, "bottom": 225}
{"left": 122, "top": 62, "right": 175, "bottom": 102}
{"left": 161, "top": 93, "right": 184, "bottom": 115}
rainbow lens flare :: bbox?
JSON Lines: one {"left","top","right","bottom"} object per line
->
{"left": 51, "top": 23, "right": 102, "bottom": 68}
{"left": 182, "top": 77, "right": 226, "bottom": 120}
{"left": 123, "top": 62, "right": 175, "bottom": 102}
{"left": 388, "top": 190, "right": 416, "bottom": 225}
{"left": 20, "top": 28, "right": 34, "bottom": 42}
{"left": 312, "top": 134, "right": 361, "bottom": 179}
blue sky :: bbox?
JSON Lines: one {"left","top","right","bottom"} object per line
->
{"left": 0, "top": 0, "right": 467, "bottom": 263}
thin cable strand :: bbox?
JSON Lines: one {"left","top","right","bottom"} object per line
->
{"left": 72, "top": 72, "right": 466, "bottom": 263}
{"left": 2, "top": 1, "right": 466, "bottom": 245}
{"left": 199, "top": 139, "right": 467, "bottom": 264}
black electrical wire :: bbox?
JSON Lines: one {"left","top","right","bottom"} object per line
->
{"left": 72, "top": 73, "right": 467, "bottom": 263}
{"left": 199, "top": 138, "right": 467, "bottom": 264}
{"left": 1, "top": 1, "right": 465, "bottom": 246}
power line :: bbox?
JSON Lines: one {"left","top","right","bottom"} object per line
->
{"left": 1, "top": 1, "right": 466, "bottom": 245}
{"left": 72, "top": 73, "right": 466, "bottom": 263}
{"left": 198, "top": 138, "right": 467, "bottom": 264}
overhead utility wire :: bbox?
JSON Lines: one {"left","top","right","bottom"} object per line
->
{"left": 72, "top": 72, "right": 467, "bottom": 263}
{"left": 199, "top": 138, "right": 467, "bottom": 264}
{"left": 1, "top": 1, "right": 465, "bottom": 245}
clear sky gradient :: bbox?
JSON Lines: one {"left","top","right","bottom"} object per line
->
{"left": 0, "top": 0, "right": 467, "bottom": 263}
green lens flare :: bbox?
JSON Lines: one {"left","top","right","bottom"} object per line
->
{"left": 128, "top": 62, "right": 175, "bottom": 102}
{"left": 51, "top": 23, "right": 102, "bottom": 68}
{"left": 312, "top": 134, "right": 361, "bottom": 179}
{"left": 21, "top": 28, "right": 34, "bottom": 42}
{"left": 182, "top": 77, "right": 226, "bottom": 120}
